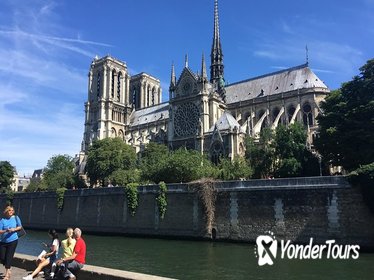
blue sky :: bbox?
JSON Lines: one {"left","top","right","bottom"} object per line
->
{"left": 0, "top": 0, "right": 373, "bottom": 176}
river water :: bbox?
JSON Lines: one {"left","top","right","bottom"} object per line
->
{"left": 16, "top": 230, "right": 374, "bottom": 280}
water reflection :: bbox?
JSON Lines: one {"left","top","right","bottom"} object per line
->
{"left": 17, "top": 231, "right": 374, "bottom": 280}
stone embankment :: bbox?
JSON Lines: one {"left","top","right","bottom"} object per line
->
{"left": 14, "top": 253, "right": 176, "bottom": 280}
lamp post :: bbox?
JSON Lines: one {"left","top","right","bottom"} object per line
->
{"left": 318, "top": 155, "right": 322, "bottom": 176}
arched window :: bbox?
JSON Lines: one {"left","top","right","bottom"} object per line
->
{"left": 132, "top": 87, "right": 137, "bottom": 109}
{"left": 118, "top": 130, "right": 124, "bottom": 141}
{"left": 287, "top": 105, "right": 296, "bottom": 123}
{"left": 258, "top": 109, "right": 268, "bottom": 130}
{"left": 210, "top": 141, "right": 224, "bottom": 165}
{"left": 111, "top": 127, "right": 117, "bottom": 137}
{"left": 272, "top": 107, "right": 280, "bottom": 123}
{"left": 147, "top": 85, "right": 151, "bottom": 107}
{"left": 302, "top": 103, "right": 313, "bottom": 126}
{"left": 242, "top": 112, "right": 251, "bottom": 126}
{"left": 97, "top": 72, "right": 101, "bottom": 97}
{"left": 111, "top": 70, "right": 116, "bottom": 98}
{"left": 117, "top": 72, "right": 122, "bottom": 102}
{"left": 152, "top": 87, "right": 156, "bottom": 106}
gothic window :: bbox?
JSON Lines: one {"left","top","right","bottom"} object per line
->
{"left": 111, "top": 127, "right": 117, "bottom": 137}
{"left": 302, "top": 103, "right": 313, "bottom": 126}
{"left": 287, "top": 105, "right": 296, "bottom": 123}
{"left": 118, "top": 129, "right": 124, "bottom": 141}
{"left": 272, "top": 107, "right": 280, "bottom": 123}
{"left": 111, "top": 70, "right": 116, "bottom": 98}
{"left": 174, "top": 102, "right": 200, "bottom": 137}
{"left": 242, "top": 112, "right": 251, "bottom": 126}
{"left": 97, "top": 72, "right": 101, "bottom": 97}
{"left": 211, "top": 141, "right": 224, "bottom": 165}
{"left": 147, "top": 85, "right": 151, "bottom": 107}
{"left": 132, "top": 87, "right": 137, "bottom": 108}
{"left": 152, "top": 87, "right": 155, "bottom": 106}
{"left": 117, "top": 72, "right": 122, "bottom": 102}
{"left": 258, "top": 109, "right": 268, "bottom": 130}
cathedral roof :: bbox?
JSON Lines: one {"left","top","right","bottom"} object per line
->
{"left": 129, "top": 102, "right": 169, "bottom": 127}
{"left": 209, "top": 112, "right": 242, "bottom": 133}
{"left": 225, "top": 63, "right": 329, "bottom": 104}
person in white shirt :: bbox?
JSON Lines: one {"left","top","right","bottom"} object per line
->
{"left": 23, "top": 229, "right": 60, "bottom": 280}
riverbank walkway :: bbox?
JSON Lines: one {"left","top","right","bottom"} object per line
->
{"left": 10, "top": 253, "right": 177, "bottom": 280}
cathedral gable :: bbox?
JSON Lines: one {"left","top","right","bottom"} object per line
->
{"left": 175, "top": 68, "right": 198, "bottom": 97}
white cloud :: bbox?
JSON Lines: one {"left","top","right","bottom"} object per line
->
{"left": 0, "top": 0, "right": 107, "bottom": 175}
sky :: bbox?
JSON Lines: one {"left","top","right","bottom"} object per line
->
{"left": 0, "top": 0, "right": 373, "bottom": 176}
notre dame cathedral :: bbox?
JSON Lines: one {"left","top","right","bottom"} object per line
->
{"left": 80, "top": 0, "right": 329, "bottom": 164}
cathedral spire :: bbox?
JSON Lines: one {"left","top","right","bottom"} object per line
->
{"left": 210, "top": 0, "right": 224, "bottom": 86}
{"left": 201, "top": 53, "right": 208, "bottom": 80}
{"left": 170, "top": 62, "right": 176, "bottom": 88}
{"left": 169, "top": 62, "right": 176, "bottom": 98}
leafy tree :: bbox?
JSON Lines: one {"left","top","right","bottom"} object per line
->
{"left": 108, "top": 169, "right": 141, "bottom": 186}
{"left": 139, "top": 143, "right": 170, "bottom": 183}
{"left": 86, "top": 138, "right": 137, "bottom": 186}
{"left": 0, "top": 161, "right": 15, "bottom": 192}
{"left": 273, "top": 123, "right": 307, "bottom": 177}
{"left": 140, "top": 144, "right": 217, "bottom": 183}
{"left": 26, "top": 178, "right": 47, "bottom": 192}
{"left": 315, "top": 59, "right": 374, "bottom": 171}
{"left": 164, "top": 149, "right": 217, "bottom": 183}
{"left": 43, "top": 154, "right": 75, "bottom": 190}
{"left": 245, "top": 128, "right": 275, "bottom": 178}
{"left": 217, "top": 157, "right": 252, "bottom": 180}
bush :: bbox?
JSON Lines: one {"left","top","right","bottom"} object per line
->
{"left": 156, "top": 181, "right": 167, "bottom": 219}
{"left": 125, "top": 183, "right": 139, "bottom": 216}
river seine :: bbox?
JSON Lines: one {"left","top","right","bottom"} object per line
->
{"left": 16, "top": 230, "right": 374, "bottom": 280}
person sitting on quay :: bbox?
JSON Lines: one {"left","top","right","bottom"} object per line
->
{"left": 61, "top": 228, "right": 76, "bottom": 261}
{"left": 56, "top": 228, "right": 86, "bottom": 280}
{"left": 51, "top": 227, "right": 76, "bottom": 279}
{"left": 23, "top": 229, "right": 60, "bottom": 280}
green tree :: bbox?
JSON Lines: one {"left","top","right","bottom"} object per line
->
{"left": 43, "top": 154, "right": 75, "bottom": 190}
{"left": 86, "top": 138, "right": 137, "bottom": 186}
{"left": 139, "top": 143, "right": 170, "bottom": 183}
{"left": 26, "top": 178, "right": 47, "bottom": 192}
{"left": 315, "top": 59, "right": 374, "bottom": 171}
{"left": 165, "top": 149, "right": 217, "bottom": 183}
{"left": 140, "top": 144, "right": 217, "bottom": 183}
{"left": 0, "top": 161, "right": 15, "bottom": 192}
{"left": 245, "top": 128, "right": 275, "bottom": 178}
{"left": 217, "top": 157, "right": 252, "bottom": 180}
{"left": 273, "top": 123, "right": 307, "bottom": 177}
{"left": 108, "top": 169, "right": 141, "bottom": 186}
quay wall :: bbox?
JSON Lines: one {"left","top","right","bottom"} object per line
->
{"left": 3, "top": 176, "right": 374, "bottom": 248}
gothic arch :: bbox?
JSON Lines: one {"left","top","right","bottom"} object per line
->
{"left": 111, "top": 69, "right": 117, "bottom": 98}
{"left": 111, "top": 127, "right": 117, "bottom": 137}
{"left": 118, "top": 129, "right": 124, "bottom": 140}
{"left": 96, "top": 71, "right": 101, "bottom": 97}
{"left": 302, "top": 102, "right": 313, "bottom": 126}
{"left": 151, "top": 86, "right": 156, "bottom": 106}
{"left": 117, "top": 72, "right": 122, "bottom": 102}
{"left": 287, "top": 104, "right": 296, "bottom": 123}
{"left": 147, "top": 85, "right": 151, "bottom": 107}
{"left": 210, "top": 140, "right": 224, "bottom": 165}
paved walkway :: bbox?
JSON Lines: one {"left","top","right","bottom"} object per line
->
{"left": 0, "top": 267, "right": 45, "bottom": 280}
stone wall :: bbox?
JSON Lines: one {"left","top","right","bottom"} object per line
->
{"left": 3, "top": 176, "right": 374, "bottom": 248}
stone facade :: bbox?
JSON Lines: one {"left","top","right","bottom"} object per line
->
{"left": 81, "top": 0, "right": 329, "bottom": 161}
